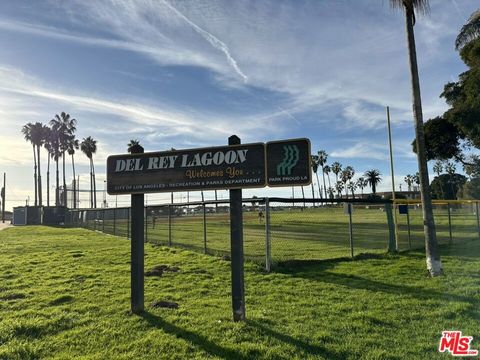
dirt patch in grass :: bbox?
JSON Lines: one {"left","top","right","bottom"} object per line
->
{"left": 145, "top": 265, "right": 179, "bottom": 277}
{"left": 1, "top": 293, "right": 26, "bottom": 301}
{"left": 49, "top": 295, "right": 74, "bottom": 306}
{"left": 150, "top": 300, "right": 179, "bottom": 309}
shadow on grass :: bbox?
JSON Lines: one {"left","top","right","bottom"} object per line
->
{"left": 275, "top": 254, "right": 477, "bottom": 304}
{"left": 140, "top": 311, "right": 248, "bottom": 360}
{"left": 246, "top": 319, "right": 347, "bottom": 360}
{"left": 139, "top": 311, "right": 344, "bottom": 359}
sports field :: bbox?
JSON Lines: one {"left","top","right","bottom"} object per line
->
{"left": 77, "top": 203, "right": 480, "bottom": 264}
{"left": 0, "top": 226, "right": 479, "bottom": 359}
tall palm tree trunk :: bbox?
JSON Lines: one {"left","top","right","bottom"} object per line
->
{"left": 92, "top": 159, "right": 97, "bottom": 208}
{"left": 46, "top": 154, "right": 50, "bottom": 207}
{"left": 37, "top": 145, "right": 42, "bottom": 206}
{"left": 33, "top": 145, "right": 37, "bottom": 206}
{"left": 55, "top": 159, "right": 60, "bottom": 206}
{"left": 321, "top": 170, "right": 327, "bottom": 199}
{"left": 405, "top": 9, "right": 441, "bottom": 275}
{"left": 62, "top": 154, "right": 67, "bottom": 207}
{"left": 315, "top": 173, "right": 321, "bottom": 200}
{"left": 301, "top": 186, "right": 305, "bottom": 209}
{"left": 310, "top": 182, "right": 315, "bottom": 207}
{"left": 71, "top": 154, "right": 76, "bottom": 209}
{"left": 89, "top": 159, "right": 93, "bottom": 208}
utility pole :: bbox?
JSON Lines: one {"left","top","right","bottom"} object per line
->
{"left": 387, "top": 107, "right": 399, "bottom": 252}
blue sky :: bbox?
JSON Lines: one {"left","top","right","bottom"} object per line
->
{"left": 0, "top": 0, "right": 477, "bottom": 209}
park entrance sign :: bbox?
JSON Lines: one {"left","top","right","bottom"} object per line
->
{"left": 107, "top": 143, "right": 266, "bottom": 194}
{"left": 108, "top": 136, "right": 310, "bottom": 321}
{"left": 107, "top": 138, "right": 310, "bottom": 194}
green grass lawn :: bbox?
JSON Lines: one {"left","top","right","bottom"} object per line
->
{"left": 0, "top": 226, "right": 479, "bottom": 359}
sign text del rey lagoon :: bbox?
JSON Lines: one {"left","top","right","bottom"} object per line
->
{"left": 106, "top": 138, "right": 311, "bottom": 195}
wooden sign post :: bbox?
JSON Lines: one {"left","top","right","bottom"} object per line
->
{"left": 228, "top": 135, "right": 245, "bottom": 321}
{"left": 130, "top": 146, "right": 144, "bottom": 314}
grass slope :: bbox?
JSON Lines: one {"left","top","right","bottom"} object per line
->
{"left": 0, "top": 226, "right": 479, "bottom": 359}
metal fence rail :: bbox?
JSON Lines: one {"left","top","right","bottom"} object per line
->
{"left": 66, "top": 198, "right": 480, "bottom": 270}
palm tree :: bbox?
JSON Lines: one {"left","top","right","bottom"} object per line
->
{"left": 311, "top": 155, "right": 321, "bottom": 200}
{"left": 331, "top": 162, "right": 342, "bottom": 198}
{"left": 335, "top": 181, "right": 344, "bottom": 199}
{"left": 43, "top": 126, "right": 54, "bottom": 206}
{"left": 341, "top": 170, "right": 349, "bottom": 197}
{"left": 432, "top": 160, "right": 444, "bottom": 199}
{"left": 323, "top": 165, "right": 332, "bottom": 190}
{"left": 413, "top": 172, "right": 420, "bottom": 191}
{"left": 327, "top": 187, "right": 335, "bottom": 199}
{"left": 348, "top": 182, "right": 357, "bottom": 199}
{"left": 127, "top": 139, "right": 143, "bottom": 154}
{"left": 390, "top": 0, "right": 442, "bottom": 276}
{"left": 51, "top": 112, "right": 77, "bottom": 206}
{"left": 356, "top": 177, "right": 366, "bottom": 197}
{"left": 404, "top": 174, "right": 413, "bottom": 192}
{"left": 21, "top": 123, "right": 37, "bottom": 206}
{"left": 364, "top": 169, "right": 382, "bottom": 195}
{"left": 81, "top": 136, "right": 97, "bottom": 208}
{"left": 67, "top": 138, "right": 79, "bottom": 208}
{"left": 49, "top": 128, "right": 62, "bottom": 206}
{"left": 341, "top": 166, "right": 355, "bottom": 198}
{"left": 317, "top": 150, "right": 328, "bottom": 198}
{"left": 22, "top": 122, "right": 47, "bottom": 206}
{"left": 455, "top": 10, "right": 480, "bottom": 50}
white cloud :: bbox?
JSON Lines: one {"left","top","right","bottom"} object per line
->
{"left": 331, "top": 142, "right": 389, "bottom": 161}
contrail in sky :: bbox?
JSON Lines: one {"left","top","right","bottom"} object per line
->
{"left": 162, "top": 0, "right": 248, "bottom": 83}
{"left": 450, "top": 0, "right": 461, "bottom": 15}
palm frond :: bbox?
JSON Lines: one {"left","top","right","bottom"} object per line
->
{"left": 389, "top": 0, "right": 430, "bottom": 15}
{"left": 455, "top": 10, "right": 480, "bottom": 50}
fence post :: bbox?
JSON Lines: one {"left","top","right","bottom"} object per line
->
{"left": 265, "top": 198, "right": 271, "bottom": 272}
{"left": 145, "top": 207, "right": 148, "bottom": 243}
{"left": 127, "top": 208, "right": 130, "bottom": 239}
{"left": 113, "top": 208, "right": 116, "bottom": 236}
{"left": 348, "top": 203, "right": 354, "bottom": 258}
{"left": 476, "top": 202, "right": 480, "bottom": 239}
{"left": 168, "top": 205, "right": 172, "bottom": 246}
{"left": 102, "top": 209, "right": 105, "bottom": 233}
{"left": 406, "top": 206, "right": 412, "bottom": 250}
{"left": 385, "top": 202, "right": 396, "bottom": 253}
{"left": 203, "top": 202, "right": 207, "bottom": 254}
{"left": 447, "top": 203, "right": 453, "bottom": 244}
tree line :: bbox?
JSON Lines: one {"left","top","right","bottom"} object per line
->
{"left": 311, "top": 151, "right": 382, "bottom": 200}
{"left": 21, "top": 112, "right": 98, "bottom": 208}
{"left": 416, "top": 9, "right": 480, "bottom": 200}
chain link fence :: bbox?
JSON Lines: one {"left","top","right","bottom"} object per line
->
{"left": 394, "top": 200, "right": 480, "bottom": 251}
{"left": 66, "top": 198, "right": 480, "bottom": 269}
